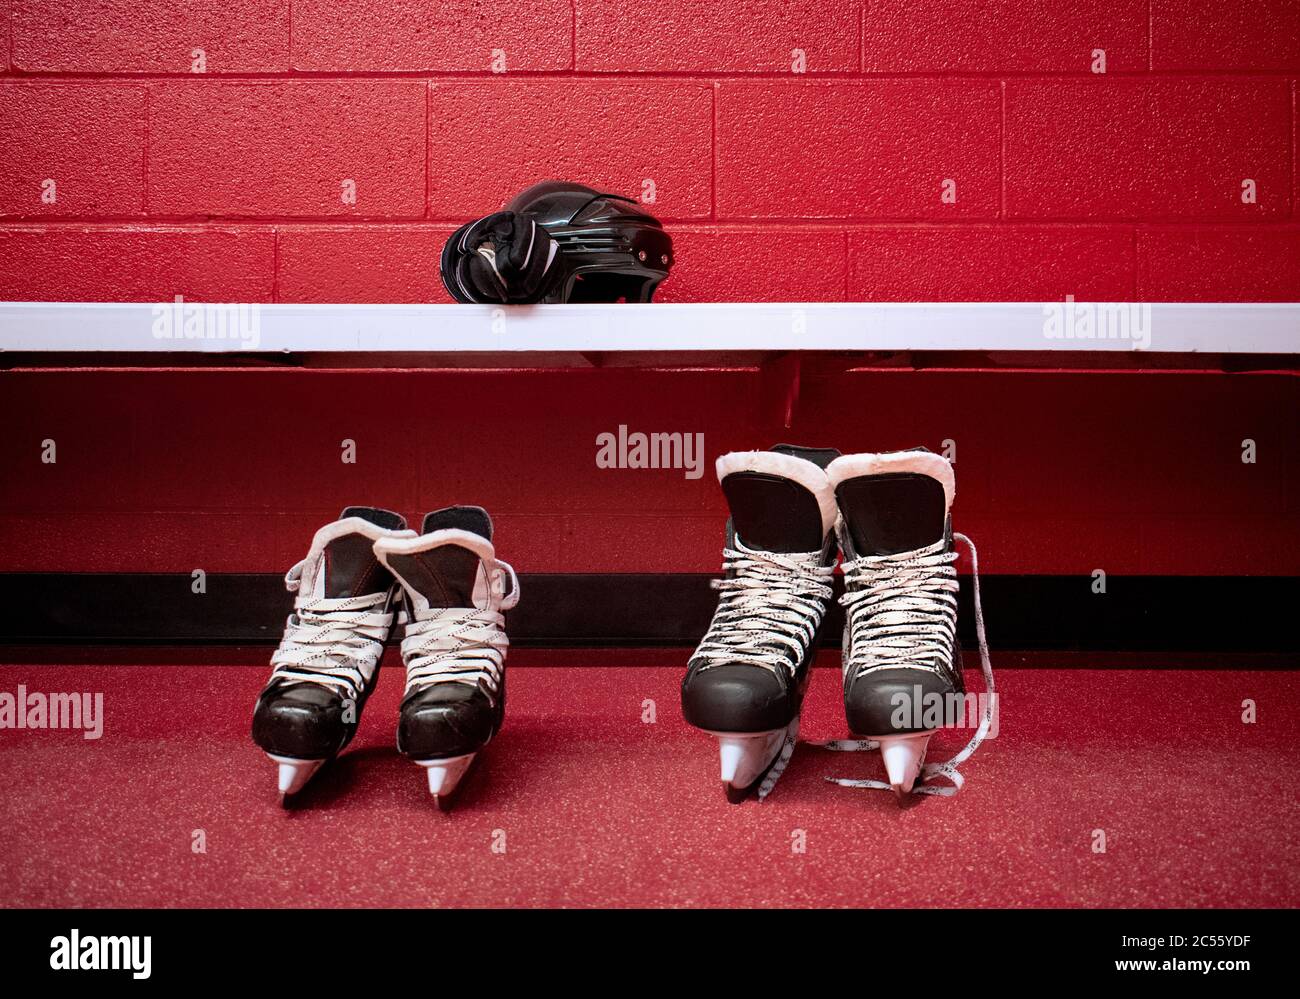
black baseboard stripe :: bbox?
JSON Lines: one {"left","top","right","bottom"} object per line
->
{"left": 1, "top": 572, "right": 1296, "bottom": 654}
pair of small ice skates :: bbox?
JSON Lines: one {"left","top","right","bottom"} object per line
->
{"left": 681, "top": 445, "right": 995, "bottom": 805}
{"left": 251, "top": 505, "right": 519, "bottom": 809}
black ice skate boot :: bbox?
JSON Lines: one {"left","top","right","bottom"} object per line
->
{"left": 826, "top": 449, "right": 993, "bottom": 802}
{"left": 681, "top": 445, "right": 840, "bottom": 802}
{"left": 373, "top": 506, "right": 520, "bottom": 810}
{"left": 252, "top": 507, "right": 413, "bottom": 801}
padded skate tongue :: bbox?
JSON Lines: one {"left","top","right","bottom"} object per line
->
{"left": 340, "top": 506, "right": 407, "bottom": 532}
{"left": 421, "top": 505, "right": 493, "bottom": 540}
{"left": 770, "top": 443, "right": 840, "bottom": 469}
{"left": 318, "top": 507, "right": 406, "bottom": 598}
{"left": 387, "top": 507, "right": 493, "bottom": 610}
{"left": 832, "top": 449, "right": 950, "bottom": 556}
{"left": 719, "top": 445, "right": 838, "bottom": 553}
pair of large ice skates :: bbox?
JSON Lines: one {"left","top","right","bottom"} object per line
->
{"left": 681, "top": 445, "right": 995, "bottom": 804}
{"left": 251, "top": 505, "right": 519, "bottom": 809}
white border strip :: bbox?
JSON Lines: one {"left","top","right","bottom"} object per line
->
{"left": 0, "top": 302, "right": 1296, "bottom": 354}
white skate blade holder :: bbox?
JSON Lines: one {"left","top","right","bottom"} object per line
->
{"left": 415, "top": 753, "right": 475, "bottom": 800}
{"left": 268, "top": 754, "right": 325, "bottom": 797}
{"left": 715, "top": 729, "right": 786, "bottom": 790}
{"left": 876, "top": 732, "right": 933, "bottom": 800}
{"left": 707, "top": 716, "right": 800, "bottom": 800}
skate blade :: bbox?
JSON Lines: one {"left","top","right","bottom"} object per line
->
{"left": 414, "top": 753, "right": 476, "bottom": 809}
{"left": 267, "top": 754, "right": 326, "bottom": 798}
{"left": 709, "top": 728, "right": 787, "bottom": 803}
{"left": 876, "top": 732, "right": 933, "bottom": 802}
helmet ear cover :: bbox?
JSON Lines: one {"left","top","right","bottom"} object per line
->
{"left": 441, "top": 182, "right": 673, "bottom": 304}
{"left": 440, "top": 211, "right": 562, "bottom": 304}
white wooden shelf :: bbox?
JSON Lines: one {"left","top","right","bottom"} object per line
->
{"left": 0, "top": 302, "right": 1296, "bottom": 355}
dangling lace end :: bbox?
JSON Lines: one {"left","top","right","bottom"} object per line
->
{"left": 808, "top": 738, "right": 880, "bottom": 752}
{"left": 824, "top": 775, "right": 890, "bottom": 791}
{"left": 822, "top": 770, "right": 962, "bottom": 798}
{"left": 755, "top": 718, "right": 801, "bottom": 801}
{"left": 919, "top": 759, "right": 966, "bottom": 794}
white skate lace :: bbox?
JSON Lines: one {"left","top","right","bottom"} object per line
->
{"left": 692, "top": 537, "right": 836, "bottom": 676}
{"left": 400, "top": 560, "right": 520, "bottom": 706}
{"left": 840, "top": 537, "right": 959, "bottom": 679}
{"left": 813, "top": 532, "right": 996, "bottom": 797}
{"left": 267, "top": 559, "right": 395, "bottom": 700}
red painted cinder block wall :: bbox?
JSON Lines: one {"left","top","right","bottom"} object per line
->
{"left": 0, "top": 4, "right": 1296, "bottom": 585}
{"left": 0, "top": 0, "right": 1297, "bottom": 302}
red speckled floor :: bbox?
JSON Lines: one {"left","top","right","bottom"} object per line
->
{"left": 0, "top": 663, "right": 1296, "bottom": 908}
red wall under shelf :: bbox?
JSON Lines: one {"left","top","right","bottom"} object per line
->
{"left": 1, "top": 365, "right": 1295, "bottom": 576}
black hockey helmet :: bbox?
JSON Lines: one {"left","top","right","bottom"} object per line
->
{"left": 440, "top": 181, "right": 673, "bottom": 304}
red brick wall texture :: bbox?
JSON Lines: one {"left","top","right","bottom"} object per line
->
{"left": 0, "top": 1, "right": 1297, "bottom": 302}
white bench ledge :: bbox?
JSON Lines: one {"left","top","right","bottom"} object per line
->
{"left": 0, "top": 302, "right": 1296, "bottom": 354}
